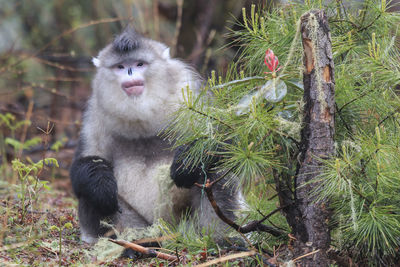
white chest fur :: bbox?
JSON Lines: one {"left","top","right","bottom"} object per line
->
{"left": 110, "top": 136, "right": 187, "bottom": 223}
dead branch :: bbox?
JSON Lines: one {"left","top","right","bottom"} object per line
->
{"left": 108, "top": 239, "right": 178, "bottom": 262}
{"left": 195, "top": 251, "right": 256, "bottom": 267}
{"left": 195, "top": 180, "right": 286, "bottom": 237}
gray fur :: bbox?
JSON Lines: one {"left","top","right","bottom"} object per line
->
{"left": 74, "top": 28, "right": 243, "bottom": 244}
{"left": 113, "top": 26, "right": 141, "bottom": 53}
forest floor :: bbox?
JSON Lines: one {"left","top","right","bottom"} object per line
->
{"left": 0, "top": 179, "right": 139, "bottom": 266}
{"left": 0, "top": 167, "right": 272, "bottom": 266}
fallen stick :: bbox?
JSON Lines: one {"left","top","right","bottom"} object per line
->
{"left": 195, "top": 251, "right": 256, "bottom": 267}
{"left": 108, "top": 239, "right": 178, "bottom": 262}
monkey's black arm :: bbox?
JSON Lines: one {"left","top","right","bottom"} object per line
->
{"left": 70, "top": 156, "right": 118, "bottom": 216}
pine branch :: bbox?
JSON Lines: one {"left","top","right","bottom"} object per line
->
{"left": 187, "top": 107, "right": 233, "bottom": 130}
{"left": 378, "top": 107, "right": 400, "bottom": 126}
{"left": 335, "top": 104, "right": 354, "bottom": 138}
{"left": 210, "top": 76, "right": 265, "bottom": 90}
{"left": 338, "top": 91, "right": 369, "bottom": 113}
{"left": 358, "top": 14, "right": 382, "bottom": 32}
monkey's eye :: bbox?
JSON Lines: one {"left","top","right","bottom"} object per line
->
{"left": 117, "top": 65, "right": 124, "bottom": 69}
{"left": 137, "top": 62, "right": 144, "bottom": 67}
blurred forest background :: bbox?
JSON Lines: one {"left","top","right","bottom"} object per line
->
{"left": 0, "top": 0, "right": 273, "bottom": 182}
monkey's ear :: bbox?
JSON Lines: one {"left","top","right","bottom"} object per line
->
{"left": 92, "top": 57, "right": 101, "bottom": 67}
{"left": 162, "top": 48, "right": 171, "bottom": 60}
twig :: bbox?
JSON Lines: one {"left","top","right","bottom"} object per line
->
{"left": 292, "top": 249, "right": 320, "bottom": 262}
{"left": 358, "top": 14, "right": 381, "bottom": 32}
{"left": 207, "top": 166, "right": 234, "bottom": 187}
{"left": 254, "top": 206, "right": 286, "bottom": 225}
{"left": 255, "top": 130, "right": 272, "bottom": 148}
{"left": 175, "top": 247, "right": 180, "bottom": 262}
{"left": 108, "top": 239, "right": 178, "bottom": 262}
{"left": 378, "top": 108, "right": 400, "bottom": 126}
{"left": 329, "top": 19, "right": 359, "bottom": 29}
{"left": 335, "top": 104, "right": 354, "bottom": 138}
{"left": 188, "top": 107, "right": 233, "bottom": 129}
{"left": 194, "top": 180, "right": 286, "bottom": 237}
{"left": 210, "top": 76, "right": 265, "bottom": 90}
{"left": 32, "top": 56, "right": 92, "bottom": 72}
{"left": 195, "top": 251, "right": 256, "bottom": 267}
{"left": 338, "top": 91, "right": 369, "bottom": 112}
{"left": 0, "top": 17, "right": 127, "bottom": 74}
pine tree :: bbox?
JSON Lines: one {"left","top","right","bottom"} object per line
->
{"left": 166, "top": 0, "right": 400, "bottom": 265}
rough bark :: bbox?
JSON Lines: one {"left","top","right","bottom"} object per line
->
{"left": 293, "top": 10, "right": 335, "bottom": 266}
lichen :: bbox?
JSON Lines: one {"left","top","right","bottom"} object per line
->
{"left": 280, "top": 18, "right": 302, "bottom": 76}
{"left": 276, "top": 117, "right": 301, "bottom": 140}
{"left": 348, "top": 180, "right": 358, "bottom": 232}
{"left": 154, "top": 164, "right": 174, "bottom": 219}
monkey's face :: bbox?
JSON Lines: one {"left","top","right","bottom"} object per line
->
{"left": 89, "top": 28, "right": 201, "bottom": 137}
{"left": 93, "top": 48, "right": 175, "bottom": 105}
{"left": 112, "top": 59, "right": 148, "bottom": 97}
{"left": 92, "top": 36, "right": 173, "bottom": 102}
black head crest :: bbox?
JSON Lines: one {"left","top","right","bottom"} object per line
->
{"left": 113, "top": 26, "right": 141, "bottom": 53}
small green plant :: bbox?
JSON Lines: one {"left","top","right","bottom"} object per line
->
{"left": 5, "top": 136, "right": 42, "bottom": 152}
{"left": 50, "top": 219, "right": 74, "bottom": 266}
{"left": 50, "top": 137, "right": 68, "bottom": 153}
{"left": 0, "top": 113, "right": 31, "bottom": 138}
{"left": 0, "top": 113, "right": 32, "bottom": 177}
{"left": 11, "top": 157, "right": 58, "bottom": 222}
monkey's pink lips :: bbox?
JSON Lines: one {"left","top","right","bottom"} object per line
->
{"left": 121, "top": 81, "right": 145, "bottom": 96}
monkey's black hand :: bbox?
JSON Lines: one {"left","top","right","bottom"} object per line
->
{"left": 170, "top": 140, "right": 230, "bottom": 188}
{"left": 70, "top": 156, "right": 118, "bottom": 216}
{"left": 170, "top": 144, "right": 207, "bottom": 188}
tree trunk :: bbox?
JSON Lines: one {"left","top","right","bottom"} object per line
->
{"left": 292, "top": 10, "right": 335, "bottom": 266}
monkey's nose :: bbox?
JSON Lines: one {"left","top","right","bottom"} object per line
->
{"left": 128, "top": 68, "right": 133, "bottom": 75}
